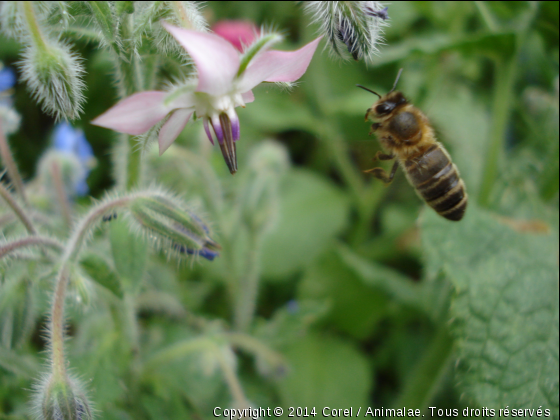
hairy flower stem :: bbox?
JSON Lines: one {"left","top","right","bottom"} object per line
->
{"left": 50, "top": 267, "right": 70, "bottom": 379}
{"left": 0, "top": 236, "right": 63, "bottom": 259}
{"left": 118, "top": 14, "right": 143, "bottom": 191}
{"left": 0, "top": 182, "right": 36, "bottom": 234}
{"left": 49, "top": 196, "right": 134, "bottom": 376}
{"left": 215, "top": 345, "right": 249, "bottom": 408}
{"left": 0, "top": 122, "right": 27, "bottom": 205}
{"left": 171, "top": 1, "right": 192, "bottom": 29}
{"left": 234, "top": 231, "right": 262, "bottom": 332}
{"left": 87, "top": 1, "right": 142, "bottom": 189}
{"left": 50, "top": 161, "right": 72, "bottom": 229}
{"left": 224, "top": 332, "right": 285, "bottom": 370}
{"left": 21, "top": 1, "right": 47, "bottom": 50}
{"left": 123, "top": 294, "right": 140, "bottom": 355}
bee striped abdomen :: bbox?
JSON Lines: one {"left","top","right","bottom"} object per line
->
{"left": 404, "top": 144, "right": 467, "bottom": 221}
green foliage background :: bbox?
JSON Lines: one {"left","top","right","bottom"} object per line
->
{"left": 0, "top": 1, "right": 558, "bottom": 419}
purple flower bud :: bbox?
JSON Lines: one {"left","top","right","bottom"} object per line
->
{"left": 37, "top": 374, "right": 93, "bottom": 420}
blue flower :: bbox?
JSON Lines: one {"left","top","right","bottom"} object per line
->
{"left": 53, "top": 123, "right": 95, "bottom": 196}
{"left": 286, "top": 300, "right": 299, "bottom": 314}
{"left": 0, "top": 67, "right": 16, "bottom": 93}
{"left": 179, "top": 245, "right": 220, "bottom": 261}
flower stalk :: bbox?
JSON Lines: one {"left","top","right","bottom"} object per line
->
{"left": 50, "top": 160, "right": 73, "bottom": 229}
{"left": 21, "top": 1, "right": 47, "bottom": 50}
{"left": 0, "top": 121, "right": 27, "bottom": 205}
{"left": 18, "top": 2, "right": 85, "bottom": 120}
{"left": 234, "top": 231, "right": 262, "bottom": 332}
{"left": 304, "top": 1, "right": 388, "bottom": 63}
{"left": 0, "top": 180, "right": 36, "bottom": 234}
{"left": 47, "top": 189, "right": 219, "bottom": 394}
{"left": 0, "top": 235, "right": 63, "bottom": 259}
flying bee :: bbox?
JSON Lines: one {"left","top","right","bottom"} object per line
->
{"left": 357, "top": 69, "right": 467, "bottom": 221}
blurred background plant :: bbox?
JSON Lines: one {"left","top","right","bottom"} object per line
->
{"left": 0, "top": 1, "right": 558, "bottom": 419}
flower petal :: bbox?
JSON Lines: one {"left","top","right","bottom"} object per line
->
{"left": 227, "top": 110, "right": 240, "bottom": 141}
{"left": 163, "top": 23, "right": 240, "bottom": 97}
{"left": 242, "top": 90, "right": 254, "bottom": 104}
{"left": 203, "top": 118, "right": 214, "bottom": 145}
{"left": 237, "top": 37, "right": 321, "bottom": 92}
{"left": 158, "top": 108, "right": 193, "bottom": 155}
{"left": 92, "top": 92, "right": 170, "bottom": 135}
{"left": 213, "top": 20, "right": 258, "bottom": 52}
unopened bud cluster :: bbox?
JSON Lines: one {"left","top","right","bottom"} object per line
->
{"left": 1, "top": 2, "right": 85, "bottom": 120}
{"left": 36, "top": 374, "right": 93, "bottom": 420}
{"left": 129, "top": 195, "right": 220, "bottom": 260}
{"left": 304, "top": 1, "right": 389, "bottom": 63}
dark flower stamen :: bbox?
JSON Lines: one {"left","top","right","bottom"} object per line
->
{"left": 218, "top": 113, "right": 238, "bottom": 174}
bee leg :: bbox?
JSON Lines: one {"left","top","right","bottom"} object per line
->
{"left": 373, "top": 151, "right": 395, "bottom": 162}
{"left": 364, "top": 160, "right": 399, "bottom": 184}
{"left": 369, "top": 123, "right": 381, "bottom": 136}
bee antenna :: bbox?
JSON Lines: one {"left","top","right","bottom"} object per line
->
{"left": 356, "top": 84, "right": 381, "bottom": 99}
{"left": 389, "top": 68, "right": 404, "bottom": 93}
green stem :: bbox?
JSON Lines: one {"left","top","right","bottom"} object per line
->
{"left": 117, "top": 14, "right": 143, "bottom": 190}
{"left": 0, "top": 122, "right": 27, "bottom": 206}
{"left": 171, "top": 1, "right": 193, "bottom": 29}
{"left": 47, "top": 193, "right": 155, "bottom": 381}
{"left": 126, "top": 135, "right": 142, "bottom": 190}
{"left": 0, "top": 236, "right": 63, "bottom": 259}
{"left": 123, "top": 294, "right": 140, "bottom": 355}
{"left": 477, "top": 2, "right": 538, "bottom": 207}
{"left": 89, "top": 1, "right": 143, "bottom": 190}
{"left": 143, "top": 337, "right": 212, "bottom": 372}
{"left": 50, "top": 267, "right": 70, "bottom": 379}
{"left": 224, "top": 332, "right": 286, "bottom": 371}
{"left": 391, "top": 327, "right": 454, "bottom": 415}
{"left": 474, "top": 1, "right": 499, "bottom": 32}
{"left": 478, "top": 58, "right": 517, "bottom": 206}
{"left": 21, "top": 1, "right": 47, "bottom": 50}
{"left": 215, "top": 345, "right": 248, "bottom": 408}
{"left": 234, "top": 231, "right": 262, "bottom": 332}
{"left": 0, "top": 182, "right": 36, "bottom": 234}
{"left": 50, "top": 161, "right": 73, "bottom": 229}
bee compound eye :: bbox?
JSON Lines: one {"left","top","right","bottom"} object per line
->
{"left": 376, "top": 103, "right": 392, "bottom": 115}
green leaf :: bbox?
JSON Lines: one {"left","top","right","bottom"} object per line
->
{"left": 276, "top": 332, "right": 372, "bottom": 407}
{"left": 109, "top": 218, "right": 148, "bottom": 293}
{"left": 298, "top": 248, "right": 390, "bottom": 339}
{"left": 241, "top": 89, "right": 318, "bottom": 135}
{"left": 335, "top": 243, "right": 424, "bottom": 312}
{"left": 253, "top": 300, "right": 329, "bottom": 347}
{"left": 0, "top": 346, "right": 38, "bottom": 377}
{"left": 260, "top": 169, "right": 350, "bottom": 279}
{"left": 80, "top": 253, "right": 124, "bottom": 299}
{"left": 421, "top": 204, "right": 559, "bottom": 415}
{"left": 115, "top": 1, "right": 134, "bottom": 15}
{"left": 375, "top": 32, "right": 516, "bottom": 66}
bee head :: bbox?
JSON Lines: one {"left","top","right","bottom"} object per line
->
{"left": 358, "top": 69, "right": 407, "bottom": 120}
{"left": 373, "top": 91, "right": 407, "bottom": 116}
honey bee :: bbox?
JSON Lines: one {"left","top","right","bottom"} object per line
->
{"left": 357, "top": 69, "right": 467, "bottom": 221}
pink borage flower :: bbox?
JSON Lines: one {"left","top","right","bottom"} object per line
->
{"left": 213, "top": 20, "right": 259, "bottom": 52}
{"left": 92, "top": 23, "right": 321, "bottom": 174}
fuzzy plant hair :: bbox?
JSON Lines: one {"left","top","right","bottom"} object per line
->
{"left": 304, "top": 1, "right": 389, "bottom": 64}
